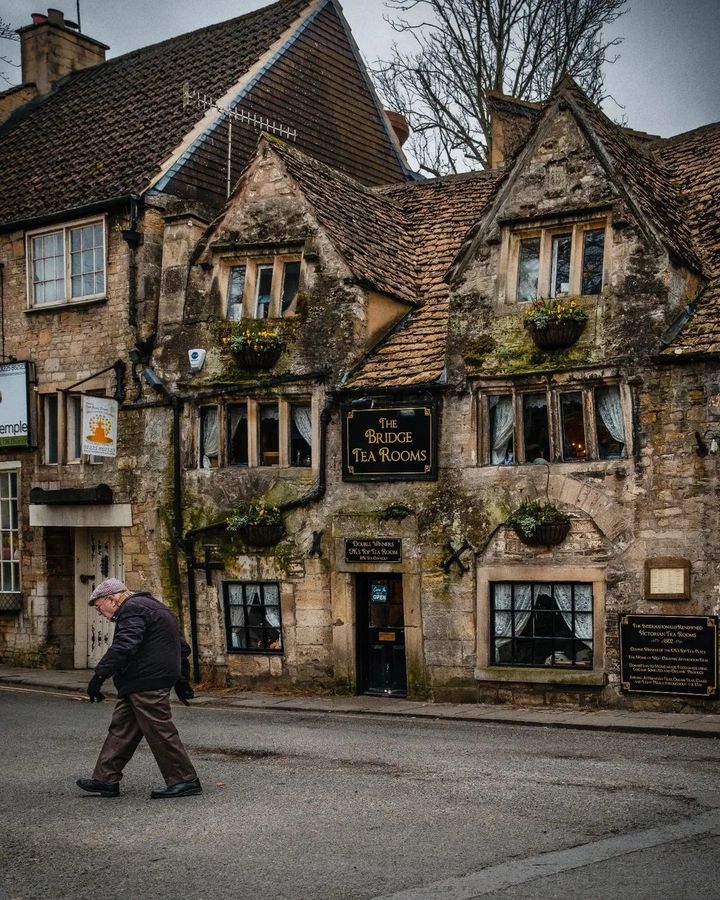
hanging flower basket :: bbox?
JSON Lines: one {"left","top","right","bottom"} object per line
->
{"left": 238, "top": 524, "right": 285, "bottom": 547}
{"left": 506, "top": 499, "right": 571, "bottom": 547}
{"left": 230, "top": 344, "right": 283, "bottom": 370}
{"left": 224, "top": 323, "right": 284, "bottom": 370}
{"left": 227, "top": 500, "right": 284, "bottom": 547}
{"left": 524, "top": 299, "right": 588, "bottom": 351}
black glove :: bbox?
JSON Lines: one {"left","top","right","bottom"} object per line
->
{"left": 87, "top": 673, "right": 106, "bottom": 703}
{"left": 175, "top": 679, "right": 194, "bottom": 706}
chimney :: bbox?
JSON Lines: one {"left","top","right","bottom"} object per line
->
{"left": 18, "top": 8, "right": 109, "bottom": 96}
{"left": 384, "top": 110, "right": 410, "bottom": 147}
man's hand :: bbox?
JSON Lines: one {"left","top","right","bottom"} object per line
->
{"left": 87, "top": 673, "right": 106, "bottom": 703}
{"left": 175, "top": 679, "right": 194, "bottom": 706}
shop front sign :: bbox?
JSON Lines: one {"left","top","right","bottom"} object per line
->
{"left": 342, "top": 403, "right": 437, "bottom": 481}
{"left": 619, "top": 614, "right": 718, "bottom": 696}
{"left": 0, "top": 361, "right": 32, "bottom": 448}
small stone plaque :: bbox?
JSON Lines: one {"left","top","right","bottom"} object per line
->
{"left": 345, "top": 538, "right": 402, "bottom": 564}
{"left": 644, "top": 558, "right": 690, "bottom": 600}
{"left": 619, "top": 614, "right": 718, "bottom": 696}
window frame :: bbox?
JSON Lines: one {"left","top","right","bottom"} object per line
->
{"left": 479, "top": 379, "right": 630, "bottom": 466}
{"left": 506, "top": 218, "right": 608, "bottom": 304}
{"left": 221, "top": 255, "right": 303, "bottom": 320}
{"left": 223, "top": 581, "right": 284, "bottom": 655}
{"left": 26, "top": 216, "right": 107, "bottom": 309}
{"left": 489, "top": 580, "right": 594, "bottom": 669}
{"left": 0, "top": 467, "right": 21, "bottom": 601}
{"left": 476, "top": 564, "right": 606, "bottom": 681}
{"left": 196, "top": 396, "right": 315, "bottom": 470}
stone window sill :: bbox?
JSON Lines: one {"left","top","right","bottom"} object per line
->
{"left": 474, "top": 666, "right": 605, "bottom": 687}
{"left": 25, "top": 297, "right": 108, "bottom": 315}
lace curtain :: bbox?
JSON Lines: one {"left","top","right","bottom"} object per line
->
{"left": 596, "top": 386, "right": 625, "bottom": 446}
{"left": 554, "top": 584, "right": 593, "bottom": 645}
{"left": 292, "top": 406, "right": 312, "bottom": 448}
{"left": 490, "top": 397, "right": 514, "bottom": 464}
{"left": 493, "top": 584, "right": 532, "bottom": 649}
{"left": 201, "top": 408, "right": 219, "bottom": 469}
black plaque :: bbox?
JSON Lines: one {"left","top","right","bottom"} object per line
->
{"left": 619, "top": 614, "right": 718, "bottom": 696}
{"left": 345, "top": 539, "right": 402, "bottom": 563}
{"left": 342, "top": 404, "right": 437, "bottom": 481}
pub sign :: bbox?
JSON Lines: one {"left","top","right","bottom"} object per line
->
{"left": 342, "top": 403, "right": 437, "bottom": 481}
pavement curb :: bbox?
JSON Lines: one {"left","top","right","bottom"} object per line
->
{"left": 2, "top": 671, "right": 719, "bottom": 739}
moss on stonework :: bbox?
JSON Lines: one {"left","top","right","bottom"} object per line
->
{"left": 463, "top": 311, "right": 596, "bottom": 376}
{"left": 407, "top": 666, "right": 431, "bottom": 700}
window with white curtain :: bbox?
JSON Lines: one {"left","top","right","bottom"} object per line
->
{"left": 482, "top": 383, "right": 626, "bottom": 465}
{"left": 199, "top": 407, "right": 219, "bottom": 469}
{"left": 492, "top": 581, "right": 593, "bottom": 668}
{"left": 224, "top": 582, "right": 283, "bottom": 653}
{"left": 289, "top": 403, "right": 312, "bottom": 467}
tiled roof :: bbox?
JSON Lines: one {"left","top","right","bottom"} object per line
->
{"left": 346, "top": 171, "right": 500, "bottom": 388}
{"left": 563, "top": 79, "right": 706, "bottom": 275}
{"left": 0, "top": 0, "right": 313, "bottom": 226}
{"left": 268, "top": 139, "right": 417, "bottom": 304}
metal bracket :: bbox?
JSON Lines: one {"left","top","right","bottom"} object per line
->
{"left": 308, "top": 530, "right": 324, "bottom": 558}
{"left": 440, "top": 540, "right": 473, "bottom": 575}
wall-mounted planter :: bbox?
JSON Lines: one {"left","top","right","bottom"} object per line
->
{"left": 239, "top": 524, "right": 285, "bottom": 547}
{"left": 526, "top": 319, "right": 586, "bottom": 351}
{"left": 513, "top": 520, "right": 570, "bottom": 547}
{"left": 230, "top": 344, "right": 283, "bottom": 370}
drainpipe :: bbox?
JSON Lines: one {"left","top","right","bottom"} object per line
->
{"left": 122, "top": 194, "right": 143, "bottom": 329}
{"left": 133, "top": 367, "right": 200, "bottom": 682}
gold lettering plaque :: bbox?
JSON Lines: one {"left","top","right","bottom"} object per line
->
{"left": 378, "top": 631, "right": 396, "bottom": 642}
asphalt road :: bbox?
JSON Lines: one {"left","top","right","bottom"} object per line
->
{"left": 1, "top": 685, "right": 719, "bottom": 900}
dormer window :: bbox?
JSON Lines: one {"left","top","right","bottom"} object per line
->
{"left": 27, "top": 217, "right": 106, "bottom": 307}
{"left": 509, "top": 220, "right": 606, "bottom": 303}
{"left": 224, "top": 256, "right": 302, "bottom": 320}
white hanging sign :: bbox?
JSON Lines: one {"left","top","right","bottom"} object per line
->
{"left": 82, "top": 396, "right": 118, "bottom": 458}
{"left": 0, "top": 362, "right": 31, "bottom": 448}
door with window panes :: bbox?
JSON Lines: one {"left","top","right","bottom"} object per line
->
{"left": 356, "top": 574, "right": 407, "bottom": 696}
{"left": 75, "top": 529, "right": 123, "bottom": 668}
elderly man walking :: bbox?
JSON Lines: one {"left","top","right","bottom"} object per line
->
{"left": 76, "top": 578, "right": 201, "bottom": 799}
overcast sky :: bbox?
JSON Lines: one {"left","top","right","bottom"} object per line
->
{"left": 2, "top": 0, "right": 719, "bottom": 141}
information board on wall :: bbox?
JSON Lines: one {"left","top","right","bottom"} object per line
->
{"left": 342, "top": 404, "right": 437, "bottom": 481}
{"left": 345, "top": 539, "right": 402, "bottom": 563}
{"left": 0, "top": 362, "right": 31, "bottom": 448}
{"left": 619, "top": 614, "right": 718, "bottom": 696}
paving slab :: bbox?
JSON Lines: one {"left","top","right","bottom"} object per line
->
{"left": 1, "top": 664, "right": 719, "bottom": 738}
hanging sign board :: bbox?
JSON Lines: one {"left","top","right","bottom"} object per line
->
{"left": 82, "top": 396, "right": 118, "bottom": 458}
{"left": 619, "top": 614, "right": 718, "bottom": 696}
{"left": 342, "top": 404, "right": 437, "bottom": 481}
{"left": 345, "top": 539, "right": 402, "bottom": 563}
{"left": 0, "top": 362, "right": 32, "bottom": 448}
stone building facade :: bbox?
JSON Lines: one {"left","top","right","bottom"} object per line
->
{"left": 2, "top": 3, "right": 720, "bottom": 713}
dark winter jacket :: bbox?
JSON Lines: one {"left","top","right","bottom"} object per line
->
{"left": 94, "top": 592, "right": 191, "bottom": 698}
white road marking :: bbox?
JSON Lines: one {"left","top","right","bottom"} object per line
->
{"left": 0, "top": 684, "right": 87, "bottom": 700}
{"left": 373, "top": 807, "right": 720, "bottom": 900}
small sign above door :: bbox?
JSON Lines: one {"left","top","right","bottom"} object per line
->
{"left": 346, "top": 538, "right": 402, "bottom": 564}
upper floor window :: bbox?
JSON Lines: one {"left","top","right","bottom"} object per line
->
{"left": 511, "top": 221, "right": 606, "bottom": 303}
{"left": 481, "top": 382, "right": 627, "bottom": 465}
{"left": 198, "top": 398, "right": 313, "bottom": 470}
{"left": 42, "top": 390, "right": 108, "bottom": 465}
{"left": 28, "top": 219, "right": 106, "bottom": 307}
{"left": 225, "top": 257, "right": 301, "bottom": 320}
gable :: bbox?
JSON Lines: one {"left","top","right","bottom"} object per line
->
{"left": 158, "top": 0, "right": 408, "bottom": 210}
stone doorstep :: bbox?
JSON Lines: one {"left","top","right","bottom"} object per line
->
{"left": 0, "top": 666, "right": 719, "bottom": 738}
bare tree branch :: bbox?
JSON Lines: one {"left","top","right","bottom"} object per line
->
{"left": 372, "top": 0, "right": 627, "bottom": 175}
{"left": 0, "top": 17, "right": 20, "bottom": 86}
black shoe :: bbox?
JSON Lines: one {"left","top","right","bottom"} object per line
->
{"left": 150, "top": 779, "right": 202, "bottom": 799}
{"left": 76, "top": 778, "right": 119, "bottom": 797}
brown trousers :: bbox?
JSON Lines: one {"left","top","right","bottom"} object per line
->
{"left": 93, "top": 688, "right": 197, "bottom": 786}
